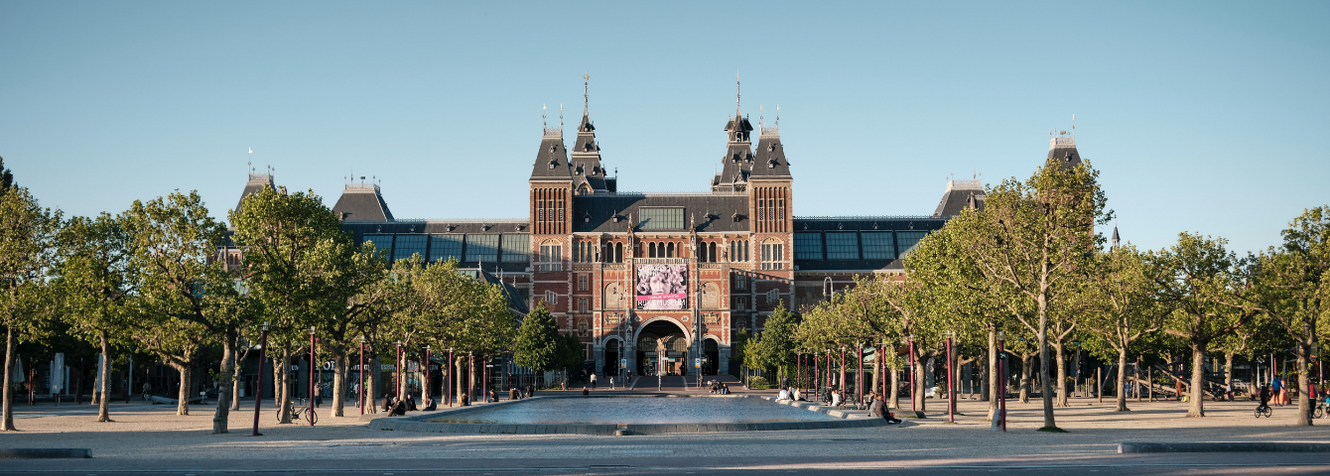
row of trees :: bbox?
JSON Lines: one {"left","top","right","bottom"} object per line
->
{"left": 744, "top": 158, "right": 1328, "bottom": 429}
{"left": 1, "top": 177, "right": 541, "bottom": 433}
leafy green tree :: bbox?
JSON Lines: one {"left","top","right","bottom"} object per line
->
{"left": 0, "top": 157, "right": 13, "bottom": 191}
{"left": 1149, "top": 232, "right": 1252, "bottom": 417}
{"left": 125, "top": 191, "right": 256, "bottom": 432}
{"left": 1074, "top": 245, "right": 1163, "bottom": 411}
{"left": 1239, "top": 206, "right": 1330, "bottom": 426}
{"left": 514, "top": 303, "right": 560, "bottom": 372}
{"left": 231, "top": 186, "right": 387, "bottom": 419}
{"left": 953, "top": 159, "right": 1109, "bottom": 431}
{"left": 0, "top": 186, "right": 61, "bottom": 431}
{"left": 55, "top": 212, "right": 137, "bottom": 423}
{"left": 745, "top": 301, "right": 799, "bottom": 383}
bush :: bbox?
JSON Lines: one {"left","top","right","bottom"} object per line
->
{"left": 747, "top": 376, "right": 771, "bottom": 390}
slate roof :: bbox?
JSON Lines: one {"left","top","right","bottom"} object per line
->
{"left": 332, "top": 183, "right": 395, "bottom": 222}
{"left": 712, "top": 142, "right": 753, "bottom": 191}
{"left": 931, "top": 180, "right": 985, "bottom": 218}
{"left": 461, "top": 267, "right": 530, "bottom": 315}
{"left": 531, "top": 133, "right": 572, "bottom": 181}
{"left": 751, "top": 128, "right": 791, "bottom": 179}
{"left": 1048, "top": 135, "right": 1082, "bottom": 169}
{"left": 235, "top": 173, "right": 274, "bottom": 215}
{"left": 572, "top": 193, "right": 750, "bottom": 234}
{"left": 570, "top": 113, "right": 609, "bottom": 193}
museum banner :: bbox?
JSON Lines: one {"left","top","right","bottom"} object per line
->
{"left": 635, "top": 264, "right": 687, "bottom": 310}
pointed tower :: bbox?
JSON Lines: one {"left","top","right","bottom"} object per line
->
{"left": 712, "top": 76, "right": 754, "bottom": 192}
{"left": 1048, "top": 133, "right": 1082, "bottom": 169}
{"left": 235, "top": 169, "right": 274, "bottom": 216}
{"left": 332, "top": 176, "right": 395, "bottom": 222}
{"left": 529, "top": 102, "right": 573, "bottom": 316}
{"left": 570, "top": 74, "right": 613, "bottom": 194}
{"left": 1111, "top": 225, "right": 1120, "bottom": 250}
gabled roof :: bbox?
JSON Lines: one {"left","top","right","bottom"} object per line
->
{"left": 235, "top": 173, "right": 274, "bottom": 215}
{"left": 461, "top": 267, "right": 530, "bottom": 315}
{"left": 572, "top": 193, "right": 750, "bottom": 234}
{"left": 332, "top": 183, "right": 394, "bottom": 222}
{"left": 1048, "top": 135, "right": 1082, "bottom": 169}
{"left": 750, "top": 127, "right": 790, "bottom": 179}
{"left": 570, "top": 113, "right": 609, "bottom": 193}
{"left": 932, "top": 180, "right": 985, "bottom": 218}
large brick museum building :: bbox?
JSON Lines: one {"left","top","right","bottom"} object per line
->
{"left": 233, "top": 81, "right": 1083, "bottom": 381}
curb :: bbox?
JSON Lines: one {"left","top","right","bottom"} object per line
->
{"left": 1119, "top": 442, "right": 1330, "bottom": 453}
{"left": 0, "top": 448, "right": 92, "bottom": 459}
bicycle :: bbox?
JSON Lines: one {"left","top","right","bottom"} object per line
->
{"left": 1254, "top": 403, "right": 1272, "bottom": 418}
{"left": 1313, "top": 400, "right": 1326, "bottom": 419}
{"left": 276, "top": 398, "right": 318, "bottom": 425}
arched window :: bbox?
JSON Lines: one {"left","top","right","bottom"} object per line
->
{"left": 615, "top": 242, "right": 623, "bottom": 263}
{"left": 666, "top": 242, "right": 675, "bottom": 258}
{"left": 708, "top": 242, "right": 717, "bottom": 262}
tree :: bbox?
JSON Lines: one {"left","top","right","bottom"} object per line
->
{"left": 1149, "top": 232, "right": 1251, "bottom": 417}
{"left": 514, "top": 303, "right": 560, "bottom": 372}
{"left": 1239, "top": 206, "right": 1330, "bottom": 426}
{"left": 1075, "top": 245, "right": 1163, "bottom": 411}
{"left": 747, "top": 302, "right": 799, "bottom": 382}
{"left": 55, "top": 212, "right": 137, "bottom": 422}
{"left": 953, "top": 159, "right": 1109, "bottom": 431}
{"left": 0, "top": 186, "right": 61, "bottom": 431}
{"left": 232, "top": 186, "right": 386, "bottom": 419}
{"left": 125, "top": 191, "right": 256, "bottom": 432}
{"left": 0, "top": 157, "right": 13, "bottom": 191}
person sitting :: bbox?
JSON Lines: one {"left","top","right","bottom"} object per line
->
{"left": 405, "top": 396, "right": 418, "bottom": 412}
{"left": 510, "top": 387, "right": 520, "bottom": 401}
{"left": 793, "top": 388, "right": 803, "bottom": 401}
{"left": 778, "top": 388, "right": 790, "bottom": 401}
{"left": 390, "top": 399, "right": 407, "bottom": 416}
{"left": 583, "top": 386, "right": 590, "bottom": 396}
{"left": 868, "top": 392, "right": 902, "bottom": 424}
{"left": 461, "top": 394, "right": 470, "bottom": 406}
{"left": 720, "top": 383, "right": 730, "bottom": 395}
{"left": 832, "top": 389, "right": 844, "bottom": 408}
{"left": 381, "top": 393, "right": 394, "bottom": 413}
{"left": 489, "top": 389, "right": 498, "bottom": 403}
{"left": 423, "top": 397, "right": 437, "bottom": 411}
{"left": 526, "top": 385, "right": 534, "bottom": 398}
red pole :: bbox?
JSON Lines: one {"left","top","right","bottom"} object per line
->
{"left": 813, "top": 353, "right": 818, "bottom": 400}
{"left": 358, "top": 341, "right": 365, "bottom": 416}
{"left": 857, "top": 346, "right": 864, "bottom": 406}
{"left": 946, "top": 336, "right": 954, "bottom": 422}
{"left": 251, "top": 325, "right": 269, "bottom": 436}
{"left": 309, "top": 329, "right": 316, "bottom": 426}
{"left": 482, "top": 355, "right": 488, "bottom": 403}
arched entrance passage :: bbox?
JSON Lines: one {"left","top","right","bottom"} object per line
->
{"left": 635, "top": 318, "right": 690, "bottom": 377}
{"left": 703, "top": 337, "right": 720, "bottom": 376}
{"left": 603, "top": 338, "right": 622, "bottom": 377}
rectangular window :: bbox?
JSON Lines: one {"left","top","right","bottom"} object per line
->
{"left": 860, "top": 232, "right": 896, "bottom": 260}
{"left": 734, "top": 296, "right": 749, "bottom": 311}
{"left": 429, "top": 234, "right": 464, "bottom": 262}
{"left": 465, "top": 234, "right": 499, "bottom": 263}
{"left": 638, "top": 207, "right": 685, "bottom": 230}
{"left": 539, "top": 244, "right": 562, "bottom": 272}
{"left": 500, "top": 234, "right": 529, "bottom": 263}
{"left": 363, "top": 234, "right": 393, "bottom": 258}
{"left": 896, "top": 231, "right": 928, "bottom": 257}
{"left": 825, "top": 233, "right": 859, "bottom": 260}
{"left": 578, "top": 297, "right": 588, "bottom": 313}
{"left": 761, "top": 243, "right": 784, "bottom": 270}
{"left": 794, "top": 233, "right": 823, "bottom": 260}
{"left": 544, "top": 290, "right": 557, "bottom": 305}
{"left": 392, "top": 235, "right": 426, "bottom": 262}
{"left": 735, "top": 274, "right": 747, "bottom": 290}
{"left": 766, "top": 289, "right": 779, "bottom": 305}
{"left": 578, "top": 275, "right": 588, "bottom": 291}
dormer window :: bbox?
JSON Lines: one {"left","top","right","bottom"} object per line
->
{"left": 768, "top": 144, "right": 775, "bottom": 152}
{"left": 549, "top": 160, "right": 558, "bottom": 169}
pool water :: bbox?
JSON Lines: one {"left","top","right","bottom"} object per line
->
{"left": 430, "top": 397, "right": 836, "bottom": 425}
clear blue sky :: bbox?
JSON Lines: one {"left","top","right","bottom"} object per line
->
{"left": 2, "top": 1, "right": 1326, "bottom": 255}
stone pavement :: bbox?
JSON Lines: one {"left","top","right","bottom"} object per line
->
{"left": 2, "top": 395, "right": 1329, "bottom": 473}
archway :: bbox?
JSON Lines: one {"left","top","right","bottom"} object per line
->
{"left": 635, "top": 318, "right": 690, "bottom": 377}
{"left": 603, "top": 338, "right": 622, "bottom": 378}
{"left": 703, "top": 337, "right": 720, "bottom": 376}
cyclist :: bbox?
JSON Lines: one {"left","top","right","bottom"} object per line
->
{"left": 1258, "top": 384, "right": 1272, "bottom": 414}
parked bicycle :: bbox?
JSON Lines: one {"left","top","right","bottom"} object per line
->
{"left": 1313, "top": 399, "right": 1326, "bottom": 419}
{"left": 276, "top": 398, "right": 318, "bottom": 425}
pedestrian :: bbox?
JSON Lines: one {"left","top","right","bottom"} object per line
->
{"left": 590, "top": 373, "right": 597, "bottom": 390}
{"left": 142, "top": 382, "right": 152, "bottom": 401}
{"left": 609, "top": 376, "right": 615, "bottom": 390}
{"left": 1272, "top": 377, "right": 1284, "bottom": 406}
{"left": 314, "top": 383, "right": 321, "bottom": 407}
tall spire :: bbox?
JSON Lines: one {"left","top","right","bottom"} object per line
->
{"left": 736, "top": 72, "right": 742, "bottom": 118}
{"left": 583, "top": 72, "right": 590, "bottom": 116}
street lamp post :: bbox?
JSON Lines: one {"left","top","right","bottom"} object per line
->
{"left": 251, "top": 321, "right": 269, "bottom": 436}
{"left": 308, "top": 326, "right": 316, "bottom": 426}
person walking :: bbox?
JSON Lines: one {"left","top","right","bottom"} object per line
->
{"left": 142, "top": 382, "right": 152, "bottom": 401}
{"left": 609, "top": 376, "right": 615, "bottom": 391}
{"left": 590, "top": 373, "right": 598, "bottom": 390}
{"left": 1272, "top": 376, "right": 1283, "bottom": 406}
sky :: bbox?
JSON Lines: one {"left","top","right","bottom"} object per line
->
{"left": 1, "top": 1, "right": 1326, "bottom": 255}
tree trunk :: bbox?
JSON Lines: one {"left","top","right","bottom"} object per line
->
{"left": 276, "top": 347, "right": 292, "bottom": 424}
{"left": 987, "top": 329, "right": 998, "bottom": 413}
{"left": 1020, "top": 353, "right": 1033, "bottom": 403}
{"left": 170, "top": 362, "right": 191, "bottom": 416}
{"left": 1054, "top": 341, "right": 1069, "bottom": 407}
{"left": 1186, "top": 343, "right": 1206, "bottom": 417}
{"left": 212, "top": 335, "right": 235, "bottom": 434}
{"left": 2, "top": 326, "right": 16, "bottom": 431}
{"left": 366, "top": 352, "right": 378, "bottom": 413}
{"left": 456, "top": 355, "right": 466, "bottom": 403}
{"left": 97, "top": 331, "right": 111, "bottom": 422}
{"left": 1037, "top": 292, "right": 1057, "bottom": 429}
{"left": 1295, "top": 342, "right": 1312, "bottom": 426}
{"left": 231, "top": 343, "right": 250, "bottom": 411}
{"left": 913, "top": 357, "right": 926, "bottom": 412}
{"left": 468, "top": 354, "right": 476, "bottom": 402}
{"left": 1115, "top": 346, "right": 1130, "bottom": 411}
{"left": 889, "top": 361, "right": 899, "bottom": 409}
{"left": 332, "top": 350, "right": 347, "bottom": 417}
{"left": 1223, "top": 352, "right": 1235, "bottom": 401}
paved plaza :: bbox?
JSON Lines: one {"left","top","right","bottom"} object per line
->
{"left": 3, "top": 390, "right": 1330, "bottom": 474}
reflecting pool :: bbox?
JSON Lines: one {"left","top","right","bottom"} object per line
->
{"left": 430, "top": 397, "right": 836, "bottom": 425}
